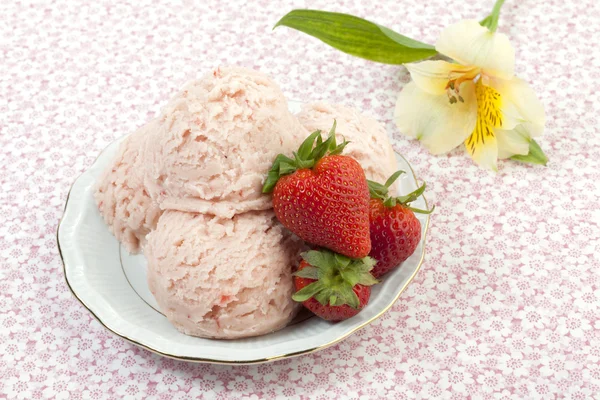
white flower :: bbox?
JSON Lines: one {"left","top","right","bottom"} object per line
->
{"left": 438, "top": 366, "right": 474, "bottom": 393}
{"left": 572, "top": 288, "right": 599, "bottom": 311}
{"left": 287, "top": 359, "right": 323, "bottom": 384}
{"left": 476, "top": 370, "right": 505, "bottom": 393}
{"left": 539, "top": 353, "right": 577, "bottom": 379}
{"left": 1, "top": 340, "right": 26, "bottom": 363}
{"left": 516, "top": 306, "right": 547, "bottom": 329}
{"left": 360, "top": 338, "right": 390, "bottom": 363}
{"left": 115, "top": 383, "right": 146, "bottom": 400}
{"left": 406, "top": 303, "right": 441, "bottom": 330}
{"left": 108, "top": 350, "right": 147, "bottom": 376}
{"left": 421, "top": 269, "right": 458, "bottom": 292}
{"left": 557, "top": 314, "right": 592, "bottom": 338}
{"left": 538, "top": 330, "right": 569, "bottom": 351}
{"left": 398, "top": 358, "right": 433, "bottom": 383}
{"left": 481, "top": 316, "right": 511, "bottom": 337}
{"left": 42, "top": 375, "right": 77, "bottom": 400}
{"left": 472, "top": 286, "right": 505, "bottom": 313}
{"left": 497, "top": 352, "right": 529, "bottom": 377}
{"left": 395, "top": 20, "right": 545, "bottom": 170}
{"left": 455, "top": 339, "right": 490, "bottom": 363}
{"left": 363, "top": 369, "right": 395, "bottom": 391}
{"left": 155, "top": 372, "right": 179, "bottom": 392}
{"left": 5, "top": 374, "right": 32, "bottom": 400}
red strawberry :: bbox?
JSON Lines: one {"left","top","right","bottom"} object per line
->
{"left": 292, "top": 249, "right": 378, "bottom": 321}
{"left": 368, "top": 171, "right": 434, "bottom": 278}
{"left": 262, "top": 122, "right": 371, "bottom": 258}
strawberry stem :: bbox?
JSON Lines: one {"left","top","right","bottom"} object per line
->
{"left": 262, "top": 121, "right": 348, "bottom": 193}
{"left": 368, "top": 171, "right": 434, "bottom": 214}
{"left": 292, "top": 249, "right": 378, "bottom": 309}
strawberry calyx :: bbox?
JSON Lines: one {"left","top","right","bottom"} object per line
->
{"left": 262, "top": 121, "right": 348, "bottom": 193}
{"left": 292, "top": 249, "right": 378, "bottom": 309}
{"left": 368, "top": 171, "right": 434, "bottom": 214}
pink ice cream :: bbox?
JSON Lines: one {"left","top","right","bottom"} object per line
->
{"left": 144, "top": 66, "right": 308, "bottom": 218}
{"left": 145, "top": 210, "right": 303, "bottom": 339}
{"left": 95, "top": 120, "right": 162, "bottom": 253}
{"left": 296, "top": 103, "right": 398, "bottom": 189}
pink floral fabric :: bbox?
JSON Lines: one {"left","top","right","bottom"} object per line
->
{"left": 1, "top": 0, "right": 600, "bottom": 398}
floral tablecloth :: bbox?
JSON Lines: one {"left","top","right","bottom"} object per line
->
{"left": 2, "top": 0, "right": 599, "bottom": 398}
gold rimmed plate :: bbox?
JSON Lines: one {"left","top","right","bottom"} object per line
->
{"left": 57, "top": 102, "right": 430, "bottom": 365}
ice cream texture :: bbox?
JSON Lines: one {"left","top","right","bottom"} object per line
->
{"left": 94, "top": 120, "right": 162, "bottom": 253}
{"left": 296, "top": 102, "right": 398, "bottom": 190}
{"left": 145, "top": 210, "right": 303, "bottom": 339}
{"left": 144, "top": 66, "right": 308, "bottom": 218}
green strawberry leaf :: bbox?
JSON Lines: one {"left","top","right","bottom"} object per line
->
{"left": 263, "top": 121, "right": 345, "bottom": 193}
{"left": 353, "top": 256, "right": 377, "bottom": 272}
{"left": 292, "top": 249, "right": 379, "bottom": 308}
{"left": 339, "top": 269, "right": 361, "bottom": 287}
{"left": 396, "top": 183, "right": 426, "bottom": 204}
{"left": 293, "top": 266, "right": 319, "bottom": 280}
{"left": 292, "top": 281, "right": 324, "bottom": 302}
{"left": 367, "top": 180, "right": 388, "bottom": 199}
{"left": 357, "top": 272, "right": 379, "bottom": 286}
{"left": 313, "top": 290, "right": 331, "bottom": 305}
{"left": 262, "top": 154, "right": 295, "bottom": 193}
{"left": 342, "top": 288, "right": 360, "bottom": 309}
{"left": 370, "top": 172, "right": 434, "bottom": 214}
{"left": 334, "top": 253, "right": 351, "bottom": 268}
{"left": 274, "top": 10, "right": 437, "bottom": 64}
{"left": 301, "top": 250, "right": 328, "bottom": 269}
{"left": 297, "top": 130, "right": 321, "bottom": 160}
{"left": 279, "top": 162, "right": 297, "bottom": 175}
{"left": 384, "top": 170, "right": 404, "bottom": 188}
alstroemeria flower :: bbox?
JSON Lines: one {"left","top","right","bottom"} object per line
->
{"left": 395, "top": 20, "right": 545, "bottom": 170}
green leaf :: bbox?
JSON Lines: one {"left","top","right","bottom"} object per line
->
{"left": 367, "top": 179, "right": 388, "bottom": 199}
{"left": 262, "top": 154, "right": 296, "bottom": 193}
{"left": 315, "top": 134, "right": 323, "bottom": 148}
{"left": 408, "top": 205, "right": 435, "bottom": 215}
{"left": 357, "top": 272, "right": 379, "bottom": 286}
{"left": 396, "top": 183, "right": 426, "bottom": 204}
{"left": 274, "top": 10, "right": 437, "bottom": 65}
{"left": 314, "top": 290, "right": 331, "bottom": 305}
{"left": 343, "top": 289, "right": 360, "bottom": 309}
{"left": 339, "top": 269, "right": 361, "bottom": 287}
{"left": 329, "top": 138, "right": 349, "bottom": 156}
{"left": 384, "top": 170, "right": 404, "bottom": 188}
{"left": 334, "top": 253, "right": 351, "bottom": 268}
{"left": 328, "top": 119, "right": 337, "bottom": 139}
{"left": 358, "top": 256, "right": 377, "bottom": 271}
{"left": 297, "top": 130, "right": 321, "bottom": 159}
{"left": 301, "top": 250, "right": 328, "bottom": 269}
{"left": 510, "top": 139, "right": 548, "bottom": 166}
{"left": 292, "top": 281, "right": 324, "bottom": 302}
{"left": 279, "top": 162, "right": 297, "bottom": 175}
{"left": 293, "top": 266, "right": 319, "bottom": 280}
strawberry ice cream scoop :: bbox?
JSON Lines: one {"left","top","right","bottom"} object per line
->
{"left": 95, "top": 120, "right": 162, "bottom": 253}
{"left": 145, "top": 209, "right": 303, "bottom": 339}
{"left": 144, "top": 66, "right": 308, "bottom": 218}
{"left": 296, "top": 103, "right": 398, "bottom": 192}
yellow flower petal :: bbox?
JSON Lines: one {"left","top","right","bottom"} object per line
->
{"left": 489, "top": 77, "right": 546, "bottom": 137}
{"left": 405, "top": 61, "right": 478, "bottom": 95}
{"left": 395, "top": 81, "right": 477, "bottom": 155}
{"left": 496, "top": 126, "right": 531, "bottom": 159}
{"left": 464, "top": 81, "right": 503, "bottom": 170}
{"left": 436, "top": 19, "right": 515, "bottom": 80}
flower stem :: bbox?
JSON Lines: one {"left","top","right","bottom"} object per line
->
{"left": 480, "top": 0, "right": 506, "bottom": 32}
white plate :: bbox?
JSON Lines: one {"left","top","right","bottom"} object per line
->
{"left": 57, "top": 102, "right": 430, "bottom": 364}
